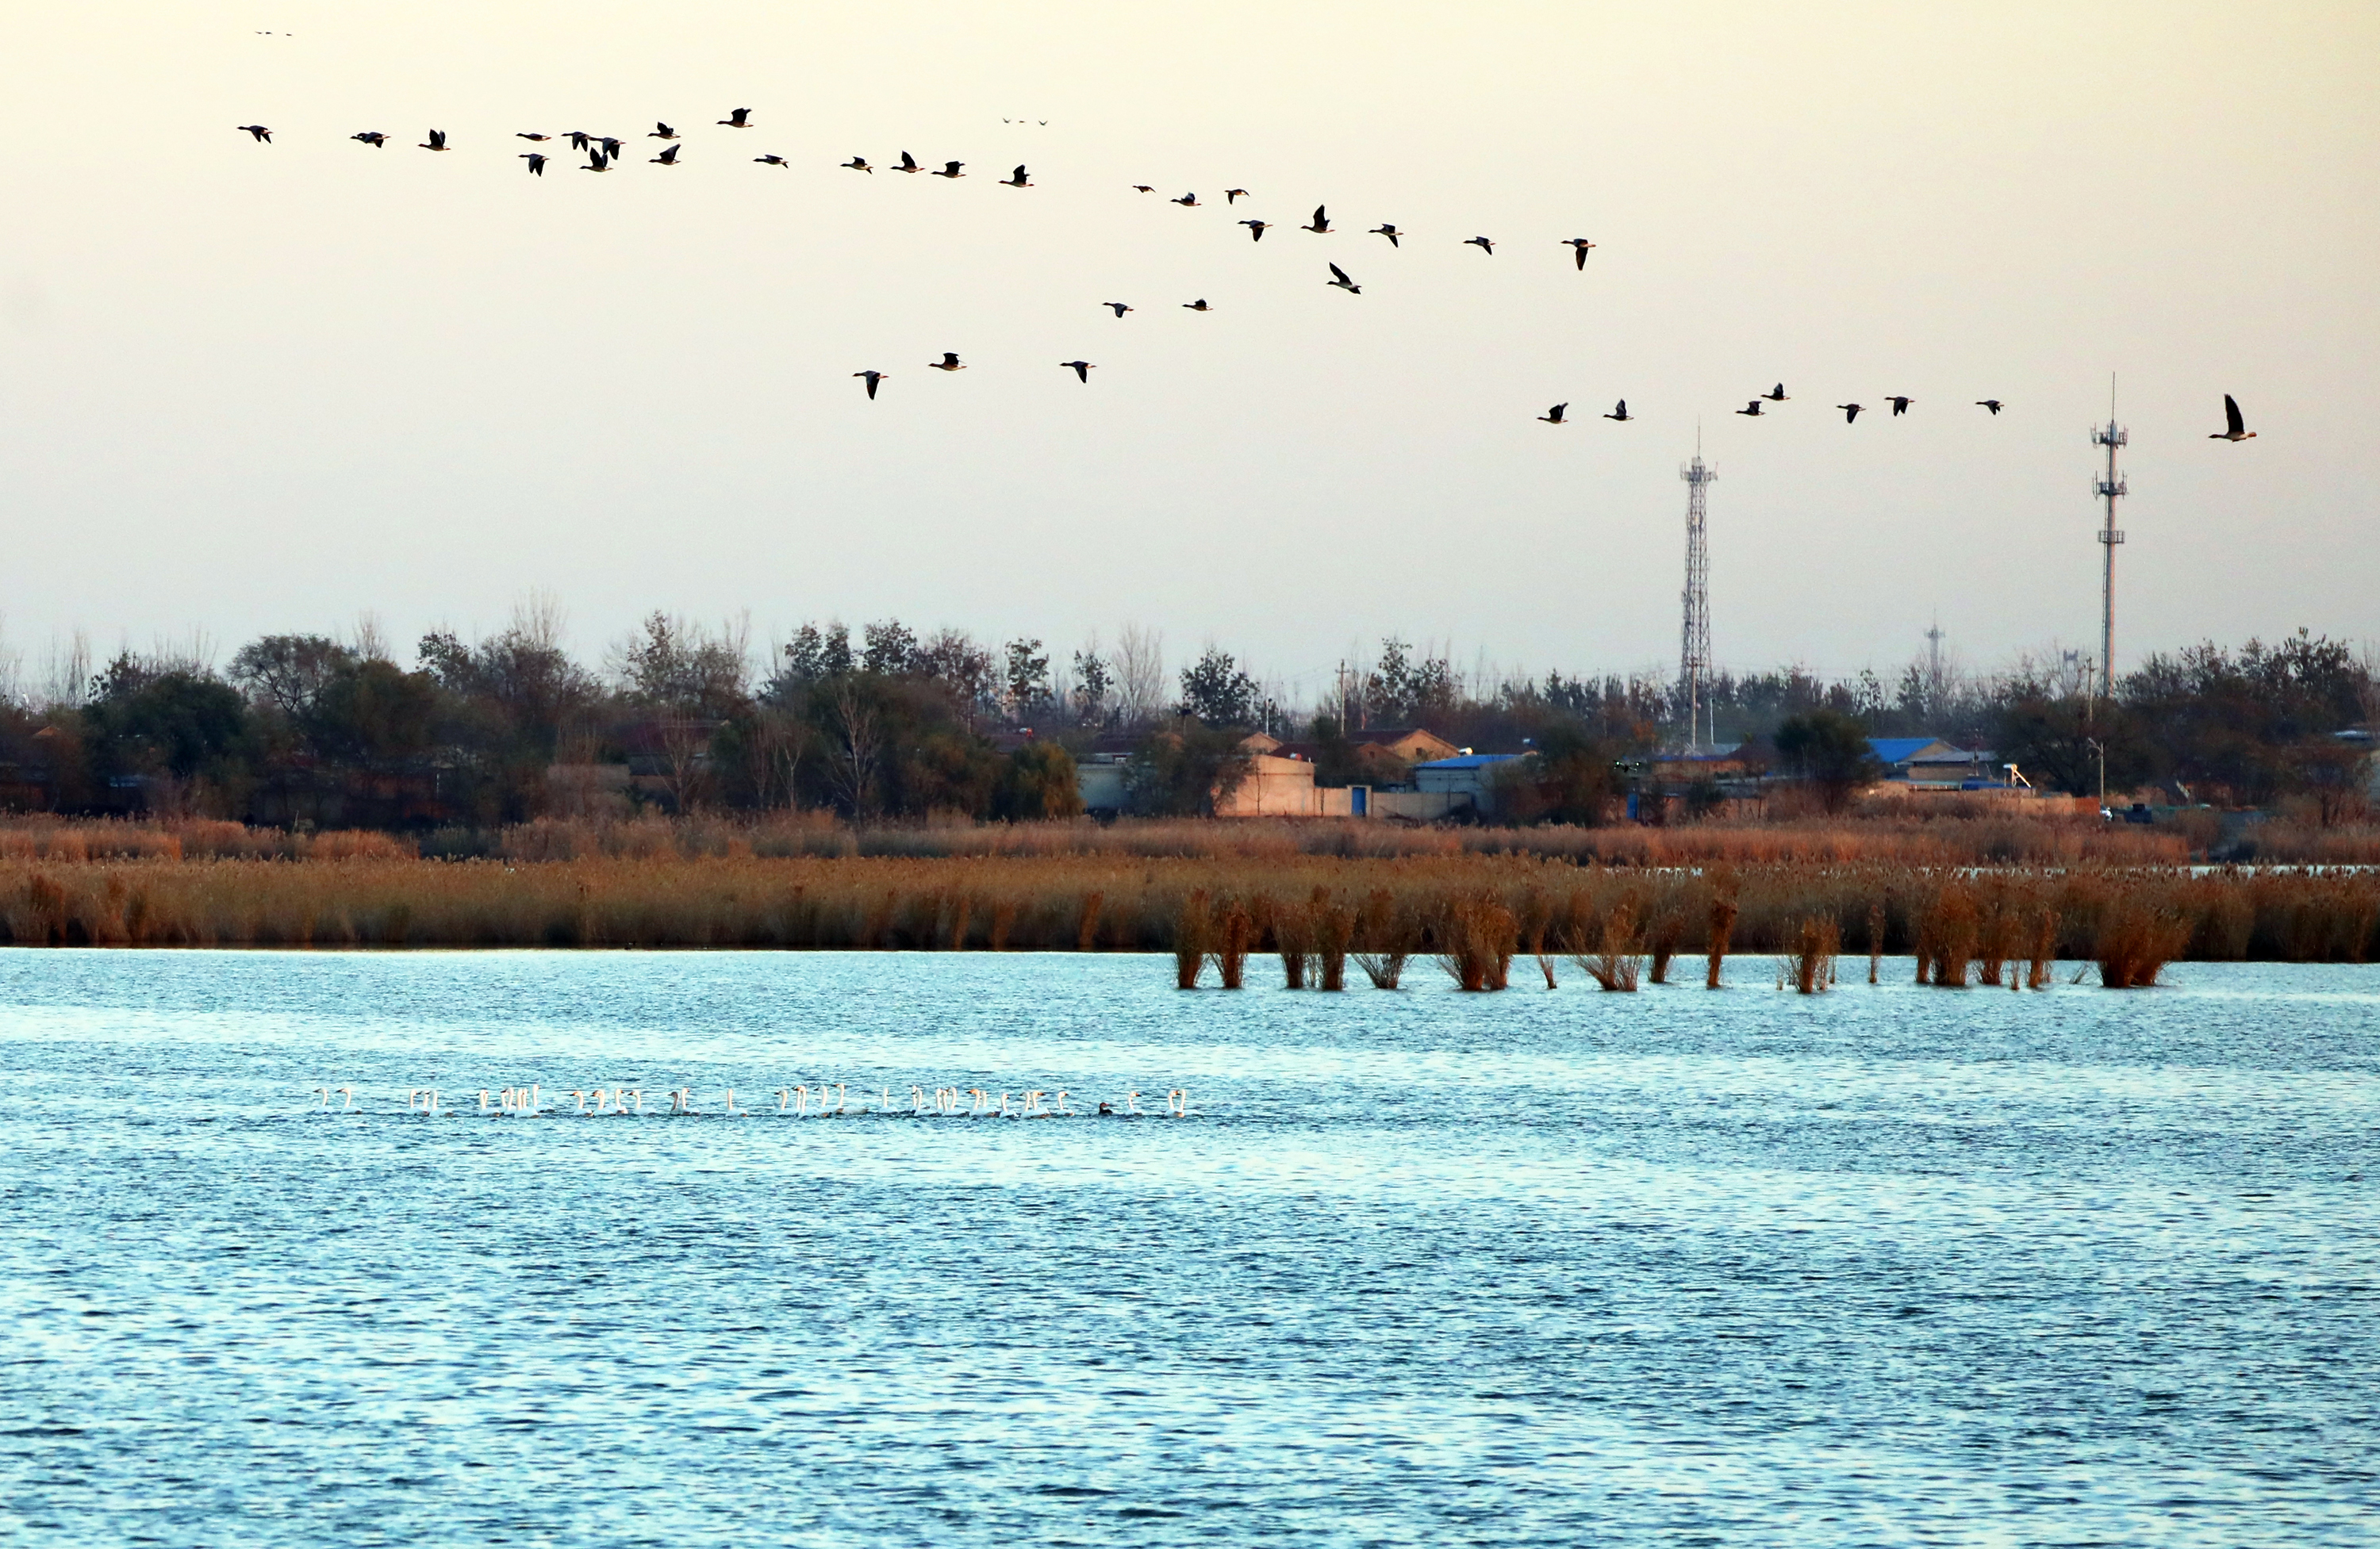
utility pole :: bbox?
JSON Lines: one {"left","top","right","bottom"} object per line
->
{"left": 1924, "top": 618, "right": 1946, "bottom": 713}
{"left": 1679, "top": 440, "right": 1716, "bottom": 751}
{"left": 2091, "top": 381, "right": 2128, "bottom": 708}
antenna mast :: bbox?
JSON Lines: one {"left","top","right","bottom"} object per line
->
{"left": 1679, "top": 443, "right": 1716, "bottom": 751}
{"left": 2091, "top": 380, "right": 2128, "bottom": 706}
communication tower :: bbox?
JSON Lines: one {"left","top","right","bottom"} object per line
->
{"left": 1679, "top": 446, "right": 1716, "bottom": 750}
{"left": 2091, "top": 393, "right": 2129, "bottom": 705}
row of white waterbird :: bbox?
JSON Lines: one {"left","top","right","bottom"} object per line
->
{"left": 312, "top": 1085, "right": 1192, "bottom": 1117}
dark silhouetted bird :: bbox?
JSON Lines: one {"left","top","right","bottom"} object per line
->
{"left": 237, "top": 125, "right": 271, "bottom": 142}
{"left": 1837, "top": 404, "right": 1864, "bottom": 423}
{"left": 932, "top": 161, "right": 965, "bottom": 178}
{"left": 755, "top": 154, "right": 789, "bottom": 167}
{"left": 2210, "top": 393, "right": 2256, "bottom": 441}
{"left": 520, "top": 153, "right": 547, "bottom": 175}
{"left": 1171, "top": 191, "right": 1199, "bottom": 205}
{"left": 1061, "top": 360, "right": 1094, "bottom": 382}
{"left": 566, "top": 132, "right": 592, "bottom": 151}
{"left": 1564, "top": 238, "right": 1596, "bottom": 269}
{"left": 1104, "top": 302, "right": 1133, "bottom": 317}
{"left": 854, "top": 370, "right": 885, "bottom": 399}
{"left": 928, "top": 353, "right": 965, "bottom": 371}
{"left": 651, "top": 144, "right": 681, "bottom": 165}
{"left": 1976, "top": 400, "right": 2004, "bottom": 415}
{"left": 1764, "top": 384, "right": 1787, "bottom": 401}
{"left": 1225, "top": 188, "right": 1250, "bottom": 203}
{"left": 516, "top": 132, "right": 552, "bottom": 142}
{"left": 1604, "top": 401, "right": 1632, "bottom": 422}
{"left": 1240, "top": 219, "right": 1271, "bottom": 241}
{"left": 1130, "top": 184, "right": 1154, "bottom": 193}
{"left": 351, "top": 132, "right": 387, "bottom": 148}
{"left": 894, "top": 151, "right": 923, "bottom": 173}
{"left": 581, "top": 151, "right": 609, "bottom": 173}
{"left": 419, "top": 129, "right": 448, "bottom": 151}
{"left": 600, "top": 136, "right": 624, "bottom": 161}
{"left": 1887, "top": 396, "right": 1913, "bottom": 416}
{"left": 1302, "top": 205, "right": 1331, "bottom": 233}
{"left": 843, "top": 155, "right": 873, "bottom": 172}
{"left": 650, "top": 122, "right": 678, "bottom": 140}
{"left": 1182, "top": 299, "right": 1211, "bottom": 312}
{"left": 719, "top": 108, "right": 752, "bottom": 128}
{"left": 1539, "top": 404, "right": 1568, "bottom": 424}
{"left": 1736, "top": 401, "right": 1764, "bottom": 417}
{"left": 1370, "top": 223, "right": 1403, "bottom": 247}
{"left": 1326, "top": 263, "right": 1360, "bottom": 293}
{"left": 1464, "top": 236, "right": 1494, "bottom": 254}
{"left": 1002, "top": 165, "right": 1031, "bottom": 186}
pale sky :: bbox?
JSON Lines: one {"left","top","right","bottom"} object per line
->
{"left": 3, "top": 1, "right": 2374, "bottom": 704}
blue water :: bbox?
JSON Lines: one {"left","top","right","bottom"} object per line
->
{"left": 2, "top": 949, "right": 2375, "bottom": 1546}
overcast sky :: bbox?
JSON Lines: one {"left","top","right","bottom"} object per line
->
{"left": 2, "top": 1, "right": 2373, "bottom": 702}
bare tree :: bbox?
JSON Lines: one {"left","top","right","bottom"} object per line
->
{"left": 42, "top": 629, "right": 91, "bottom": 710}
{"left": 823, "top": 678, "right": 881, "bottom": 816}
{"left": 1115, "top": 623, "right": 1165, "bottom": 726}
{"left": 0, "top": 614, "right": 22, "bottom": 708}
{"left": 348, "top": 612, "right": 393, "bottom": 664}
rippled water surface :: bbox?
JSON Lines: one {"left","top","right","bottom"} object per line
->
{"left": 2, "top": 949, "right": 2376, "bottom": 1546}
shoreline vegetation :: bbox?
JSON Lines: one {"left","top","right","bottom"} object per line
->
{"left": 5, "top": 816, "right": 2377, "bottom": 983}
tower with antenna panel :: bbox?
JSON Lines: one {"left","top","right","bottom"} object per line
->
{"left": 2091, "top": 384, "right": 2128, "bottom": 704}
{"left": 1679, "top": 444, "right": 1716, "bottom": 750}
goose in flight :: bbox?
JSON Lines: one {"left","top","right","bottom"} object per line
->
{"left": 1837, "top": 403, "right": 1864, "bottom": 422}
{"left": 237, "top": 125, "right": 271, "bottom": 142}
{"left": 601, "top": 136, "right": 627, "bottom": 160}
{"left": 928, "top": 352, "right": 965, "bottom": 371}
{"left": 1171, "top": 191, "right": 1200, "bottom": 205}
{"left": 1225, "top": 188, "right": 1250, "bottom": 203}
{"left": 1538, "top": 403, "right": 1568, "bottom": 424}
{"left": 1302, "top": 205, "right": 1332, "bottom": 233}
{"left": 854, "top": 370, "right": 886, "bottom": 399}
{"left": 1370, "top": 223, "right": 1403, "bottom": 247}
{"left": 1564, "top": 237, "right": 1597, "bottom": 268}
{"left": 581, "top": 150, "right": 609, "bottom": 172}
{"left": 419, "top": 129, "right": 448, "bottom": 151}
{"left": 516, "top": 132, "right": 551, "bottom": 142}
{"left": 1103, "top": 301, "right": 1134, "bottom": 317}
{"left": 1763, "top": 383, "right": 1787, "bottom": 401}
{"left": 1182, "top": 298, "right": 1211, "bottom": 312}
{"left": 1239, "top": 219, "right": 1271, "bottom": 241}
{"left": 566, "top": 132, "right": 592, "bottom": 151}
{"left": 1326, "top": 263, "right": 1360, "bottom": 293}
{"left": 1130, "top": 184, "right": 1154, "bottom": 193}
{"left": 1060, "top": 360, "right": 1094, "bottom": 382}
{"left": 932, "top": 161, "right": 965, "bottom": 178}
{"left": 1001, "top": 164, "right": 1031, "bottom": 186}
{"left": 1887, "top": 396, "right": 1913, "bottom": 416}
{"left": 754, "top": 154, "right": 789, "bottom": 167}
{"left": 520, "top": 152, "right": 547, "bottom": 175}
{"left": 719, "top": 108, "right": 752, "bottom": 128}
{"left": 650, "top": 144, "right": 681, "bottom": 165}
{"left": 894, "top": 151, "right": 923, "bottom": 173}
{"left": 351, "top": 131, "right": 387, "bottom": 148}
{"left": 1603, "top": 400, "right": 1632, "bottom": 422}
{"left": 650, "top": 122, "right": 678, "bottom": 140}
{"left": 1735, "top": 400, "right": 1764, "bottom": 417}
{"left": 2210, "top": 393, "right": 2256, "bottom": 440}
{"left": 1976, "top": 400, "right": 2003, "bottom": 415}
{"left": 843, "top": 155, "right": 873, "bottom": 172}
{"left": 1464, "top": 236, "right": 1495, "bottom": 254}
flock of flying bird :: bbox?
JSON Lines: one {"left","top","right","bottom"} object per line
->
{"left": 232, "top": 113, "right": 2267, "bottom": 440}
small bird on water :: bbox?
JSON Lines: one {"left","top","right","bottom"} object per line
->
{"left": 2209, "top": 393, "right": 2256, "bottom": 441}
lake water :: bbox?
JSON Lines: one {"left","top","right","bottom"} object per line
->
{"left": 2, "top": 949, "right": 2375, "bottom": 1546}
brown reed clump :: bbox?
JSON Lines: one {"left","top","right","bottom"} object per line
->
{"left": 1783, "top": 914, "right": 1841, "bottom": 993}
{"left": 1310, "top": 887, "right": 1353, "bottom": 991}
{"left": 2094, "top": 899, "right": 2193, "bottom": 989}
{"left": 1434, "top": 894, "right": 1517, "bottom": 992}
{"left": 1265, "top": 895, "right": 1309, "bottom": 989}
{"left": 1644, "top": 885, "right": 1690, "bottom": 986}
{"left": 1917, "top": 884, "right": 1980, "bottom": 987}
{"left": 1353, "top": 888, "right": 1411, "bottom": 990}
{"left": 1175, "top": 889, "right": 1211, "bottom": 989}
{"left": 2025, "top": 906, "right": 2059, "bottom": 989}
{"left": 1211, "top": 895, "right": 1253, "bottom": 989}
{"left": 1706, "top": 895, "right": 1740, "bottom": 988}
{"left": 1572, "top": 901, "right": 1643, "bottom": 992}
{"left": 1866, "top": 902, "right": 1886, "bottom": 984}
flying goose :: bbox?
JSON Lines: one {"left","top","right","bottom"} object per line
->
{"left": 516, "top": 132, "right": 551, "bottom": 142}
{"left": 894, "top": 151, "right": 923, "bottom": 173}
{"left": 1239, "top": 219, "right": 1271, "bottom": 240}
{"left": 931, "top": 161, "right": 965, "bottom": 178}
{"left": 650, "top": 144, "right": 681, "bottom": 164}
{"left": 1564, "top": 238, "right": 1596, "bottom": 268}
{"left": 928, "top": 352, "right": 965, "bottom": 370}
{"left": 1171, "top": 191, "right": 1199, "bottom": 205}
{"left": 2210, "top": 393, "right": 2256, "bottom": 441}
{"left": 566, "top": 132, "right": 592, "bottom": 151}
{"left": 854, "top": 370, "right": 886, "bottom": 399}
{"left": 1464, "top": 236, "right": 1494, "bottom": 254}
{"left": 650, "top": 122, "right": 678, "bottom": 140}
{"left": 351, "top": 132, "right": 387, "bottom": 148}
{"left": 1887, "top": 396, "right": 1913, "bottom": 416}
{"left": 1060, "top": 360, "right": 1094, "bottom": 382}
{"left": 1603, "top": 400, "right": 1632, "bottom": 422}
{"left": 719, "top": 108, "right": 752, "bottom": 128}
{"left": 843, "top": 155, "right": 873, "bottom": 172}
{"left": 419, "top": 129, "right": 448, "bottom": 151}
{"left": 1001, "top": 164, "right": 1031, "bottom": 186}
{"left": 1130, "top": 184, "right": 1154, "bottom": 193}
{"left": 1103, "top": 302, "right": 1133, "bottom": 317}
{"left": 1539, "top": 403, "right": 1568, "bottom": 424}
{"left": 237, "top": 125, "right": 271, "bottom": 142}
{"left": 754, "top": 154, "right": 789, "bottom": 167}
{"left": 520, "top": 152, "right": 547, "bottom": 175}
{"left": 1976, "top": 399, "right": 2004, "bottom": 415}
{"left": 581, "top": 150, "right": 609, "bottom": 172}
{"left": 1301, "top": 205, "right": 1331, "bottom": 233}
{"left": 1762, "top": 384, "right": 1787, "bottom": 401}
{"left": 1735, "top": 400, "right": 1764, "bottom": 416}
{"left": 1370, "top": 223, "right": 1403, "bottom": 247}
{"left": 1182, "top": 298, "right": 1211, "bottom": 311}
{"left": 1326, "top": 263, "right": 1359, "bottom": 293}
{"left": 1837, "top": 403, "right": 1864, "bottom": 422}
{"left": 1225, "top": 188, "right": 1250, "bottom": 203}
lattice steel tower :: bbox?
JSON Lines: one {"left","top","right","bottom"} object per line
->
{"left": 2091, "top": 393, "right": 2128, "bottom": 705}
{"left": 1679, "top": 447, "right": 1716, "bottom": 750}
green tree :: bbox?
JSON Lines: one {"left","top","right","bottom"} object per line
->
{"left": 994, "top": 741, "right": 1084, "bottom": 820}
{"left": 1775, "top": 708, "right": 1880, "bottom": 812}
{"left": 1126, "top": 720, "right": 1251, "bottom": 815}
{"left": 1177, "top": 647, "right": 1257, "bottom": 727}
{"left": 83, "top": 656, "right": 251, "bottom": 787}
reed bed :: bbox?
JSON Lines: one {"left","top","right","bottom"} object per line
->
{"left": 6, "top": 855, "right": 2378, "bottom": 990}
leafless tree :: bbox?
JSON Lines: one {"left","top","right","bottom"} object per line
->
{"left": 1115, "top": 623, "right": 1165, "bottom": 726}
{"left": 42, "top": 629, "right": 91, "bottom": 710}
{"left": 823, "top": 678, "right": 881, "bottom": 816}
